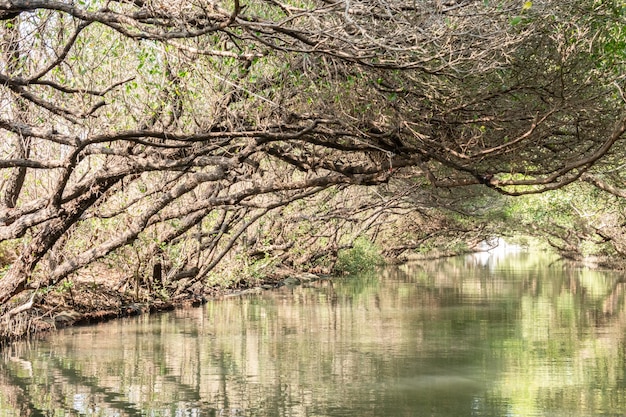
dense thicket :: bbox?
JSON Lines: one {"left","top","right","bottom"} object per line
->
{"left": 1, "top": 0, "right": 625, "bottom": 327}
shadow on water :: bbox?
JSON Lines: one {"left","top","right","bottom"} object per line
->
{"left": 1, "top": 251, "right": 626, "bottom": 416}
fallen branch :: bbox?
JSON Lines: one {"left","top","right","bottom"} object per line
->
{"left": 6, "top": 290, "right": 37, "bottom": 318}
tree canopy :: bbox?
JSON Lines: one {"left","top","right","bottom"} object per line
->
{"left": 1, "top": 0, "right": 626, "bottom": 325}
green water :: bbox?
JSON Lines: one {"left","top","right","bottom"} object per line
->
{"left": 1, "top": 251, "right": 626, "bottom": 416}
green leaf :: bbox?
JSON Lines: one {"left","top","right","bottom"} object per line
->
{"left": 510, "top": 16, "right": 523, "bottom": 25}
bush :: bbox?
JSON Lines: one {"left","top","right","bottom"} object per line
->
{"left": 334, "top": 237, "right": 384, "bottom": 275}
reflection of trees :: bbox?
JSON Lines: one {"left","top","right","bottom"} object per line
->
{"left": 1, "top": 271, "right": 496, "bottom": 415}
{"left": 2, "top": 256, "right": 626, "bottom": 415}
{"left": 1, "top": 314, "right": 232, "bottom": 415}
{"left": 372, "top": 254, "right": 626, "bottom": 416}
{"left": 601, "top": 279, "right": 626, "bottom": 317}
{"left": 486, "top": 266, "right": 626, "bottom": 416}
{"left": 0, "top": 360, "right": 37, "bottom": 416}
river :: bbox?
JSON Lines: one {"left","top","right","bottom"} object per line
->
{"left": 1, "top": 251, "right": 626, "bottom": 416}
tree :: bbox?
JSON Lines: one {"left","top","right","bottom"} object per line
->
{"left": 0, "top": 0, "right": 624, "bottom": 317}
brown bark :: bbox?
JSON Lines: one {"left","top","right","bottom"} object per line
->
{"left": 1, "top": 17, "right": 30, "bottom": 209}
{"left": 0, "top": 175, "right": 123, "bottom": 306}
{"left": 2, "top": 137, "right": 29, "bottom": 208}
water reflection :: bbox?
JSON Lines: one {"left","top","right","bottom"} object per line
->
{"left": 1, "top": 252, "right": 626, "bottom": 416}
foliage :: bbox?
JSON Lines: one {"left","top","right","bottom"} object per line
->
{"left": 334, "top": 237, "right": 384, "bottom": 275}
{"left": 0, "top": 0, "right": 626, "bottom": 313}
{"left": 501, "top": 180, "right": 626, "bottom": 261}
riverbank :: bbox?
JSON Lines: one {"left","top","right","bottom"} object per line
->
{"left": 0, "top": 267, "right": 323, "bottom": 347}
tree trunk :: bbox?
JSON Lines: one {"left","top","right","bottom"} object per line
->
{"left": 2, "top": 137, "right": 30, "bottom": 208}
{"left": 1, "top": 17, "right": 31, "bottom": 209}
{"left": 0, "top": 175, "right": 122, "bottom": 306}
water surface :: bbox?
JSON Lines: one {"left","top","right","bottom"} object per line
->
{"left": 1, "top": 251, "right": 626, "bottom": 416}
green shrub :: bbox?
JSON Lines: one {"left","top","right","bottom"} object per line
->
{"left": 334, "top": 237, "right": 384, "bottom": 275}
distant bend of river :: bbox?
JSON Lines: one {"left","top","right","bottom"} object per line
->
{"left": 2, "top": 251, "right": 626, "bottom": 417}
